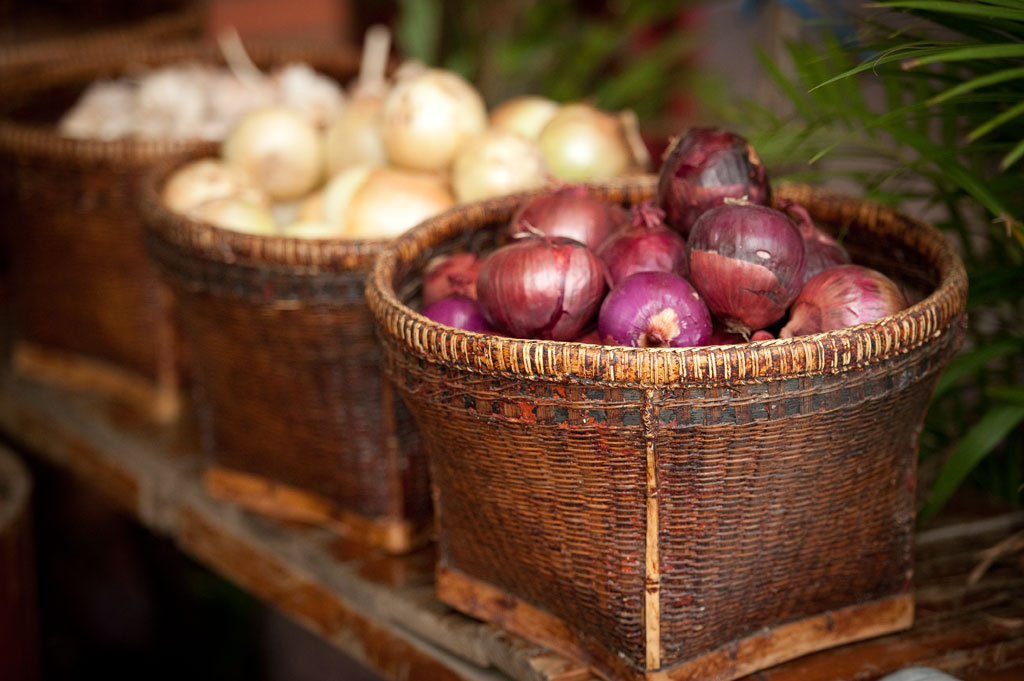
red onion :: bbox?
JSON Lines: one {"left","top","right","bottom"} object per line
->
{"left": 422, "top": 252, "right": 481, "bottom": 306}
{"left": 476, "top": 234, "right": 608, "bottom": 341}
{"left": 688, "top": 202, "right": 806, "bottom": 338}
{"left": 780, "top": 265, "right": 908, "bottom": 338}
{"left": 778, "top": 199, "right": 850, "bottom": 282}
{"left": 750, "top": 330, "right": 775, "bottom": 342}
{"left": 573, "top": 328, "right": 603, "bottom": 345}
{"left": 596, "top": 201, "right": 688, "bottom": 286}
{"left": 708, "top": 324, "right": 745, "bottom": 345}
{"left": 597, "top": 271, "right": 712, "bottom": 348}
{"left": 508, "top": 185, "right": 627, "bottom": 249}
{"left": 422, "top": 294, "right": 494, "bottom": 333}
{"left": 656, "top": 127, "right": 771, "bottom": 237}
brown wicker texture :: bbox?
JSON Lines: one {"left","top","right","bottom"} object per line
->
{"left": 0, "top": 3, "right": 203, "bottom": 80}
{"left": 365, "top": 178, "right": 969, "bottom": 681}
{"left": 0, "top": 41, "right": 361, "bottom": 419}
{"left": 138, "top": 153, "right": 431, "bottom": 554}
{"left": 0, "top": 446, "right": 38, "bottom": 681}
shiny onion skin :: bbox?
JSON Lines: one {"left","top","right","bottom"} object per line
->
{"left": 597, "top": 271, "right": 712, "bottom": 348}
{"left": 476, "top": 235, "right": 608, "bottom": 341}
{"left": 779, "top": 198, "right": 851, "bottom": 282}
{"left": 422, "top": 252, "right": 481, "bottom": 307}
{"left": 688, "top": 202, "right": 806, "bottom": 337}
{"left": 422, "top": 295, "right": 494, "bottom": 333}
{"left": 508, "top": 185, "right": 627, "bottom": 250}
{"left": 780, "top": 264, "right": 908, "bottom": 338}
{"left": 657, "top": 127, "right": 771, "bottom": 237}
{"left": 596, "top": 202, "right": 688, "bottom": 285}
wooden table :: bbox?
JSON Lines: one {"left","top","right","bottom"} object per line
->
{"left": 1, "top": 369, "right": 1022, "bottom": 681}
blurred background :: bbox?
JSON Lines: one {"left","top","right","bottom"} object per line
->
{"left": 1, "top": 0, "right": 1020, "bottom": 679}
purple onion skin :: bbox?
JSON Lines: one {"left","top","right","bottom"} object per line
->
{"left": 422, "top": 252, "right": 481, "bottom": 306}
{"left": 656, "top": 127, "right": 771, "bottom": 237}
{"left": 508, "top": 185, "right": 628, "bottom": 249}
{"left": 780, "top": 264, "right": 908, "bottom": 338}
{"left": 688, "top": 202, "right": 806, "bottom": 336}
{"left": 598, "top": 271, "right": 712, "bottom": 348}
{"left": 476, "top": 235, "right": 608, "bottom": 341}
{"left": 778, "top": 199, "right": 851, "bottom": 282}
{"left": 597, "top": 202, "right": 688, "bottom": 286}
{"left": 422, "top": 295, "right": 495, "bottom": 333}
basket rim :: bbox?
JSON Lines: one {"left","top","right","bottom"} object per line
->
{"left": 0, "top": 39, "right": 361, "bottom": 165}
{"left": 0, "top": 2, "right": 203, "bottom": 73}
{"left": 365, "top": 178, "right": 970, "bottom": 387}
{"left": 138, "top": 150, "right": 386, "bottom": 271}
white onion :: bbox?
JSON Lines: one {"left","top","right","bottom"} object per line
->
{"left": 320, "top": 165, "right": 454, "bottom": 239}
{"left": 489, "top": 95, "right": 560, "bottom": 140}
{"left": 537, "top": 103, "right": 650, "bottom": 181}
{"left": 162, "top": 158, "right": 268, "bottom": 214}
{"left": 451, "top": 128, "right": 550, "bottom": 202}
{"left": 320, "top": 165, "right": 377, "bottom": 227}
{"left": 379, "top": 68, "right": 487, "bottom": 172}
{"left": 298, "top": 190, "right": 325, "bottom": 222}
{"left": 192, "top": 197, "right": 278, "bottom": 235}
{"left": 279, "top": 220, "right": 346, "bottom": 239}
{"left": 221, "top": 105, "right": 325, "bottom": 202}
{"left": 324, "top": 95, "right": 387, "bottom": 175}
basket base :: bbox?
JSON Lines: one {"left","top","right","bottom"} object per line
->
{"left": 437, "top": 566, "right": 914, "bottom": 681}
{"left": 11, "top": 342, "right": 180, "bottom": 423}
{"left": 203, "top": 466, "right": 429, "bottom": 555}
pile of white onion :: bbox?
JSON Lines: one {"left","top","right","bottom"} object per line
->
{"left": 154, "top": 27, "right": 651, "bottom": 239}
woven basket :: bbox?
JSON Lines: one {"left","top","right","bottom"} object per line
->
{"left": 0, "top": 41, "right": 360, "bottom": 420}
{"left": 365, "top": 178, "right": 969, "bottom": 681}
{"left": 138, "top": 153, "right": 431, "bottom": 554}
{"left": 0, "top": 3, "right": 203, "bottom": 79}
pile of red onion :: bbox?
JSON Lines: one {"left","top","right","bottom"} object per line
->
{"left": 419, "top": 127, "right": 908, "bottom": 347}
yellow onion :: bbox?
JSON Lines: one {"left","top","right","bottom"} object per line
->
{"left": 489, "top": 95, "right": 559, "bottom": 140}
{"left": 162, "top": 158, "right": 267, "bottom": 214}
{"left": 379, "top": 67, "right": 487, "bottom": 172}
{"left": 320, "top": 165, "right": 455, "bottom": 239}
{"left": 192, "top": 197, "right": 277, "bottom": 235}
{"left": 221, "top": 105, "right": 324, "bottom": 202}
{"left": 451, "top": 128, "right": 550, "bottom": 202}
{"left": 537, "top": 103, "right": 649, "bottom": 181}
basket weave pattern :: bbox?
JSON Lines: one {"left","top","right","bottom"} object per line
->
{"left": 141, "top": 156, "right": 430, "bottom": 551}
{"left": 0, "top": 42, "right": 361, "bottom": 409}
{"left": 367, "top": 180, "right": 968, "bottom": 680}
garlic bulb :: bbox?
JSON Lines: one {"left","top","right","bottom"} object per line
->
{"left": 273, "top": 62, "right": 346, "bottom": 129}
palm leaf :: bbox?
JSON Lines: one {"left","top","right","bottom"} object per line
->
{"left": 869, "top": 1, "right": 1024, "bottom": 23}
{"left": 918, "top": 403, "right": 1024, "bottom": 524}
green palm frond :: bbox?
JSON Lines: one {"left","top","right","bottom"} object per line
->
{"left": 733, "top": 0, "right": 1024, "bottom": 523}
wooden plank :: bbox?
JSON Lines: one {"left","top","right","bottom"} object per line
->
{"left": 1, "top": 369, "right": 1023, "bottom": 681}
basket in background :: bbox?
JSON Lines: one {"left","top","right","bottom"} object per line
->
{"left": 0, "top": 41, "right": 360, "bottom": 420}
{"left": 0, "top": 2, "right": 204, "bottom": 80}
{"left": 138, "top": 153, "right": 432, "bottom": 554}
{"left": 366, "top": 178, "right": 969, "bottom": 681}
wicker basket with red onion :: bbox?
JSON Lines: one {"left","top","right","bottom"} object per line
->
{"left": 420, "top": 126, "right": 908, "bottom": 346}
